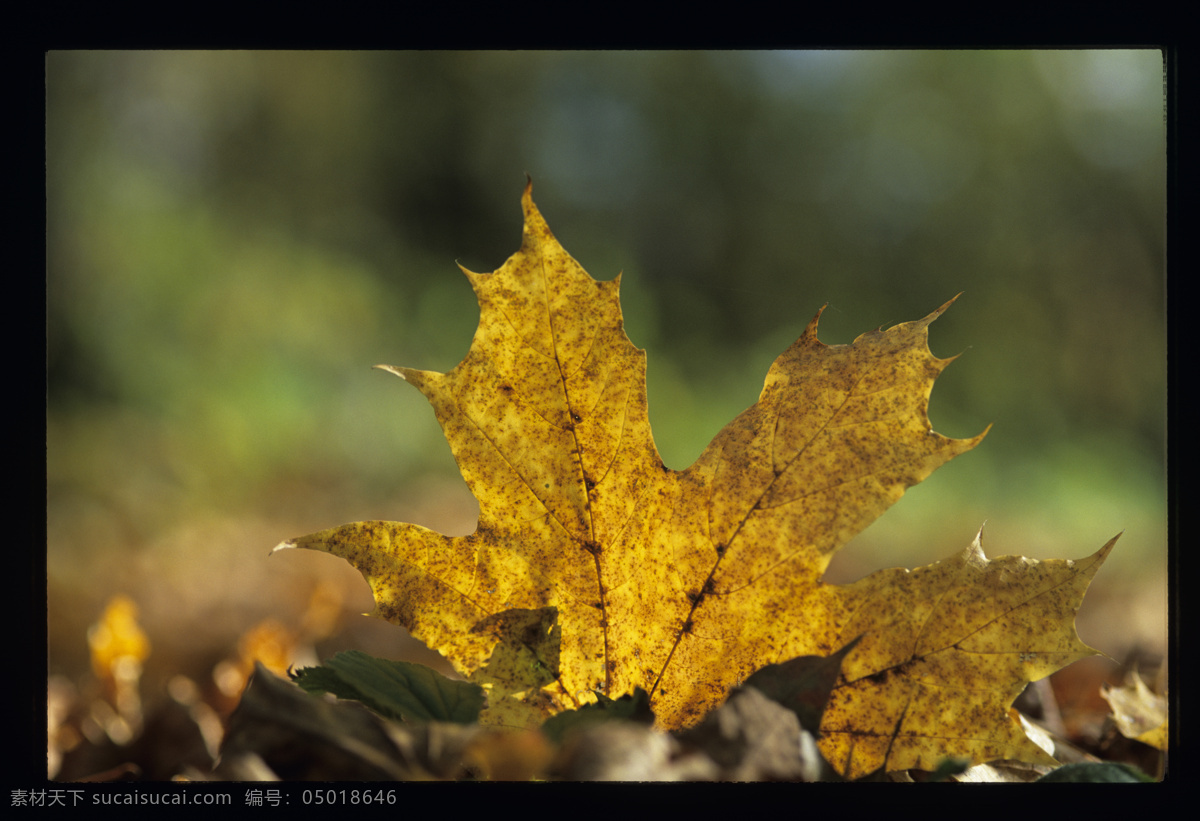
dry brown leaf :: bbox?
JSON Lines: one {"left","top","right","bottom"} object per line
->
{"left": 1101, "top": 669, "right": 1167, "bottom": 751}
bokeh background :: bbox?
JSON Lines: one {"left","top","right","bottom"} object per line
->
{"left": 46, "top": 50, "right": 1166, "bottom": 764}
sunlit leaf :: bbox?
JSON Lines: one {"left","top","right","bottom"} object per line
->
{"left": 278, "top": 181, "right": 1113, "bottom": 777}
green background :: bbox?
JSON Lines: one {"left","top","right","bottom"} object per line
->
{"left": 46, "top": 51, "right": 1166, "bottom": 686}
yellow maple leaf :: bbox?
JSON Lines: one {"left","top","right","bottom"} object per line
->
{"left": 276, "top": 180, "right": 1113, "bottom": 777}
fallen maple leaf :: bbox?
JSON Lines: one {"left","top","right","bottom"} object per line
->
{"left": 1101, "top": 669, "right": 1167, "bottom": 751}
{"left": 276, "top": 180, "right": 1114, "bottom": 777}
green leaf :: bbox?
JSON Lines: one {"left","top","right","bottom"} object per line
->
{"left": 290, "top": 650, "right": 485, "bottom": 725}
{"left": 926, "top": 757, "right": 971, "bottom": 782}
{"left": 540, "top": 688, "right": 653, "bottom": 745}
{"left": 1035, "top": 762, "right": 1155, "bottom": 783}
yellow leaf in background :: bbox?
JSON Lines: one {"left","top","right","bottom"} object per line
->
{"left": 87, "top": 595, "right": 151, "bottom": 735}
{"left": 88, "top": 595, "right": 150, "bottom": 688}
{"left": 213, "top": 619, "right": 299, "bottom": 710}
{"left": 237, "top": 619, "right": 296, "bottom": 677}
{"left": 278, "top": 181, "right": 1113, "bottom": 777}
{"left": 1101, "top": 668, "right": 1168, "bottom": 751}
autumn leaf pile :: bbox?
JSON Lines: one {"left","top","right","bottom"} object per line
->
{"left": 276, "top": 181, "right": 1115, "bottom": 779}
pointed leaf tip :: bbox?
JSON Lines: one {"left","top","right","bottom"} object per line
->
{"left": 937, "top": 292, "right": 963, "bottom": 313}
{"left": 913, "top": 294, "right": 961, "bottom": 330}
{"left": 1094, "top": 532, "right": 1121, "bottom": 563}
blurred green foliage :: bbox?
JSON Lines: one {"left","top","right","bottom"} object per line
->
{"left": 46, "top": 51, "right": 1166, "bottom": 645}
